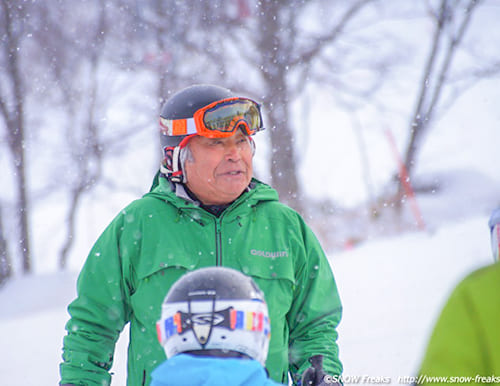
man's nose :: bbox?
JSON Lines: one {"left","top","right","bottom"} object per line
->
{"left": 224, "top": 140, "right": 242, "bottom": 161}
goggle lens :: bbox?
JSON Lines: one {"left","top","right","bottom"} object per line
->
{"left": 160, "top": 97, "right": 265, "bottom": 139}
{"left": 202, "top": 99, "right": 263, "bottom": 135}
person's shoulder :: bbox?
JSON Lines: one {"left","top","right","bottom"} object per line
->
{"left": 122, "top": 193, "right": 167, "bottom": 212}
{"left": 444, "top": 263, "right": 500, "bottom": 312}
{"left": 125, "top": 177, "right": 176, "bottom": 209}
{"left": 458, "top": 262, "right": 500, "bottom": 291}
{"left": 250, "top": 179, "right": 298, "bottom": 212}
{"left": 105, "top": 185, "right": 175, "bottom": 227}
{"left": 250, "top": 179, "right": 278, "bottom": 199}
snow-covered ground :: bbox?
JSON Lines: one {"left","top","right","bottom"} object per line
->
{"left": 0, "top": 172, "right": 497, "bottom": 385}
{"left": 335, "top": 214, "right": 493, "bottom": 383}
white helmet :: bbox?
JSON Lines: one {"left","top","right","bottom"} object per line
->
{"left": 156, "top": 267, "right": 271, "bottom": 366}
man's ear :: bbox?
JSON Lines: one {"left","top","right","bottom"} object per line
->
{"left": 249, "top": 137, "right": 256, "bottom": 156}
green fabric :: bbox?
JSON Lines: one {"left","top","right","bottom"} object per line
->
{"left": 418, "top": 262, "right": 500, "bottom": 385}
{"left": 60, "top": 177, "right": 343, "bottom": 386}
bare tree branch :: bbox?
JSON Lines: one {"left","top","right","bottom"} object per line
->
{"left": 288, "top": 0, "right": 375, "bottom": 69}
{"left": 402, "top": 0, "right": 482, "bottom": 182}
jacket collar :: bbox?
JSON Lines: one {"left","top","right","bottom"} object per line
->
{"left": 145, "top": 174, "right": 278, "bottom": 212}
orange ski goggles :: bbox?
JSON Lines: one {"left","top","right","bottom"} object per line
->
{"left": 160, "top": 97, "right": 265, "bottom": 138}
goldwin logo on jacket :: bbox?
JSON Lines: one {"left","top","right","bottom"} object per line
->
{"left": 250, "top": 249, "right": 288, "bottom": 258}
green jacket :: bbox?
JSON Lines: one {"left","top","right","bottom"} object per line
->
{"left": 60, "top": 177, "right": 343, "bottom": 385}
{"left": 418, "top": 262, "right": 500, "bottom": 385}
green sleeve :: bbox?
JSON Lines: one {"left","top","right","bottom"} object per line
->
{"left": 287, "top": 220, "right": 343, "bottom": 383}
{"left": 60, "top": 216, "right": 131, "bottom": 385}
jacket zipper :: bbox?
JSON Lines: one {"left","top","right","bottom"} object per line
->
{"left": 215, "top": 218, "right": 222, "bottom": 266}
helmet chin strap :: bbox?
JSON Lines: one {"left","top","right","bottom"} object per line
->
{"left": 162, "top": 135, "right": 195, "bottom": 183}
{"left": 161, "top": 147, "right": 185, "bottom": 183}
{"left": 161, "top": 145, "right": 186, "bottom": 183}
{"left": 173, "top": 146, "right": 185, "bottom": 183}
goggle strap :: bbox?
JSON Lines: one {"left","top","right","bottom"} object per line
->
{"left": 157, "top": 306, "right": 271, "bottom": 345}
{"left": 160, "top": 117, "right": 197, "bottom": 136}
{"left": 186, "top": 118, "right": 197, "bottom": 135}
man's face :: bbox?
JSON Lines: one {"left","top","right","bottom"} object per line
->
{"left": 184, "top": 130, "right": 254, "bottom": 205}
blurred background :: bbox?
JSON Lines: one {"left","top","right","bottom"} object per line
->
{"left": 2, "top": 0, "right": 500, "bottom": 279}
{"left": 1, "top": 1, "right": 500, "bottom": 383}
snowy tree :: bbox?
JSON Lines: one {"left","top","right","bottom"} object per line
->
{"left": 0, "top": 0, "right": 32, "bottom": 273}
{"left": 399, "top": 0, "right": 500, "bottom": 199}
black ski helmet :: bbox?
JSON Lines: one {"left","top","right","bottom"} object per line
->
{"left": 156, "top": 267, "right": 271, "bottom": 365}
{"left": 166, "top": 266, "right": 265, "bottom": 303}
{"left": 159, "top": 84, "right": 235, "bottom": 149}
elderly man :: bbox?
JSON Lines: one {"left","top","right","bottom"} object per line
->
{"left": 60, "top": 84, "right": 343, "bottom": 386}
